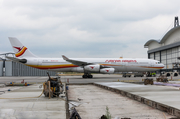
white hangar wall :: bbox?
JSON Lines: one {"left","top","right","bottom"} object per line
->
{"left": 0, "top": 60, "right": 56, "bottom": 76}
{"left": 148, "top": 41, "right": 161, "bottom": 50}
{"left": 144, "top": 16, "right": 180, "bottom": 71}
{"left": 164, "top": 28, "right": 180, "bottom": 45}
{"left": 5, "top": 61, "right": 12, "bottom": 76}
{"left": 146, "top": 42, "right": 180, "bottom": 70}
{"left": 0, "top": 61, "right": 3, "bottom": 76}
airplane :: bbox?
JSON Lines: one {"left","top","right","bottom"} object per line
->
{"left": 6, "top": 37, "right": 164, "bottom": 78}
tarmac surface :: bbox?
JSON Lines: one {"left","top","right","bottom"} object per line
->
{"left": 68, "top": 85, "right": 176, "bottom": 119}
{"left": 94, "top": 82, "right": 180, "bottom": 117}
{"left": 0, "top": 74, "right": 180, "bottom": 118}
{"left": 0, "top": 74, "right": 180, "bottom": 84}
{"left": 0, "top": 84, "right": 66, "bottom": 119}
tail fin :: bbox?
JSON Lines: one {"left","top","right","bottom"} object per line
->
{"left": 8, "top": 37, "right": 37, "bottom": 58}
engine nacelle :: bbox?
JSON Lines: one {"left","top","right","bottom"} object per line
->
{"left": 100, "top": 68, "right": 115, "bottom": 74}
{"left": 84, "top": 65, "right": 100, "bottom": 72}
{"left": 71, "top": 67, "right": 84, "bottom": 73}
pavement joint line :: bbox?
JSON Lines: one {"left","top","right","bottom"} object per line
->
{"left": 0, "top": 83, "right": 67, "bottom": 119}
{"left": 93, "top": 82, "right": 180, "bottom": 118}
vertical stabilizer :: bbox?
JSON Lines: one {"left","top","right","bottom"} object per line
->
{"left": 8, "top": 37, "right": 37, "bottom": 58}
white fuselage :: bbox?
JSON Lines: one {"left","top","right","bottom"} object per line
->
{"left": 7, "top": 37, "right": 165, "bottom": 77}
{"left": 24, "top": 57, "right": 164, "bottom": 73}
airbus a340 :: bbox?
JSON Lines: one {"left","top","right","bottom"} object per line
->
{"left": 6, "top": 37, "right": 164, "bottom": 78}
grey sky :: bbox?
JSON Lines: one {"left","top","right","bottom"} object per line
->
{"left": 0, "top": 0, "right": 180, "bottom": 58}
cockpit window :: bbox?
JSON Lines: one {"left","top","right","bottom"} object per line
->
{"left": 156, "top": 62, "right": 161, "bottom": 64}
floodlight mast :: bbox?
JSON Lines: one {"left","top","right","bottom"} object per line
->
{"left": 174, "top": 16, "right": 179, "bottom": 27}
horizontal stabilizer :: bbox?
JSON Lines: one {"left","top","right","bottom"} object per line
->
{"left": 6, "top": 56, "right": 27, "bottom": 63}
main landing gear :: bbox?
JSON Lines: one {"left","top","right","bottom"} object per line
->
{"left": 82, "top": 74, "right": 93, "bottom": 78}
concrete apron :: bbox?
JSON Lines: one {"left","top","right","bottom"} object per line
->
{"left": 94, "top": 82, "right": 180, "bottom": 118}
{"left": 0, "top": 84, "right": 66, "bottom": 119}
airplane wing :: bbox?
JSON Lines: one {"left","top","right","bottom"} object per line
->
{"left": 62, "top": 55, "right": 93, "bottom": 66}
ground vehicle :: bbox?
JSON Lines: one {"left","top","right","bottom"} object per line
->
{"left": 165, "top": 72, "right": 178, "bottom": 77}
{"left": 156, "top": 75, "right": 168, "bottom": 82}
{"left": 122, "top": 73, "right": 131, "bottom": 77}
{"left": 43, "top": 73, "right": 63, "bottom": 98}
{"left": 143, "top": 78, "right": 153, "bottom": 85}
{"left": 134, "top": 73, "right": 144, "bottom": 77}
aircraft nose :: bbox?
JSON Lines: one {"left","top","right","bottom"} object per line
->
{"left": 162, "top": 64, "right": 165, "bottom": 68}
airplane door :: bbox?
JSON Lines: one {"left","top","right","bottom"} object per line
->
{"left": 151, "top": 61, "right": 154, "bottom": 67}
{"left": 38, "top": 59, "right": 42, "bottom": 66}
{"left": 122, "top": 62, "right": 127, "bottom": 71}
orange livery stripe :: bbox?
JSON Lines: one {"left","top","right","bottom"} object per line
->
{"left": 26, "top": 64, "right": 164, "bottom": 70}
{"left": 101, "top": 64, "right": 164, "bottom": 69}
{"left": 26, "top": 64, "right": 79, "bottom": 69}
{"left": 15, "top": 47, "right": 27, "bottom": 57}
{"left": 140, "top": 66, "right": 164, "bottom": 69}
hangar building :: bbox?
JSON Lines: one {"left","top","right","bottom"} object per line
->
{"left": 144, "top": 16, "right": 180, "bottom": 72}
{"left": 0, "top": 59, "right": 56, "bottom": 76}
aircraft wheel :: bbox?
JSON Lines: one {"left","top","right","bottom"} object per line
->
{"left": 82, "top": 75, "right": 88, "bottom": 78}
{"left": 88, "top": 75, "right": 93, "bottom": 78}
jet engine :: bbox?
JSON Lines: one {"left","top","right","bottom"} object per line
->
{"left": 84, "top": 65, "right": 100, "bottom": 72}
{"left": 100, "top": 68, "right": 115, "bottom": 74}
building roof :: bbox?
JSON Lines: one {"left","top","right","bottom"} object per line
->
{"left": 144, "top": 39, "right": 160, "bottom": 47}
{"left": 148, "top": 41, "right": 180, "bottom": 53}
{"left": 144, "top": 26, "right": 180, "bottom": 47}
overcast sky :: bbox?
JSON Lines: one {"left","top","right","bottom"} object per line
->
{"left": 0, "top": 0, "right": 180, "bottom": 58}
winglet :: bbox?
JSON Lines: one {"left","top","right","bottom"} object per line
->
{"left": 62, "top": 55, "right": 69, "bottom": 61}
